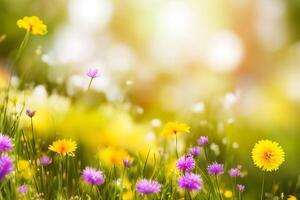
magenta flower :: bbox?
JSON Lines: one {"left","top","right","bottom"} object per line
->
{"left": 0, "top": 134, "right": 13, "bottom": 152}
{"left": 0, "top": 154, "right": 14, "bottom": 180}
{"left": 228, "top": 167, "right": 241, "bottom": 177}
{"left": 189, "top": 146, "right": 202, "bottom": 157}
{"left": 178, "top": 173, "right": 203, "bottom": 192}
{"left": 82, "top": 167, "right": 105, "bottom": 186}
{"left": 197, "top": 136, "right": 209, "bottom": 146}
{"left": 136, "top": 179, "right": 161, "bottom": 195}
{"left": 86, "top": 68, "right": 100, "bottom": 78}
{"left": 26, "top": 109, "right": 36, "bottom": 118}
{"left": 39, "top": 155, "right": 52, "bottom": 166}
{"left": 236, "top": 184, "right": 245, "bottom": 192}
{"left": 123, "top": 159, "right": 132, "bottom": 168}
{"left": 207, "top": 162, "right": 224, "bottom": 175}
{"left": 176, "top": 155, "right": 195, "bottom": 172}
{"left": 18, "top": 185, "right": 27, "bottom": 194}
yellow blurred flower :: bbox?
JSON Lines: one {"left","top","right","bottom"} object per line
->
{"left": 122, "top": 190, "right": 133, "bottom": 200}
{"left": 161, "top": 122, "right": 190, "bottom": 135}
{"left": 288, "top": 195, "right": 297, "bottom": 200}
{"left": 252, "top": 140, "right": 285, "bottom": 172}
{"left": 18, "top": 160, "right": 34, "bottom": 179}
{"left": 224, "top": 190, "right": 233, "bottom": 198}
{"left": 98, "top": 146, "right": 129, "bottom": 166}
{"left": 49, "top": 139, "right": 77, "bottom": 156}
{"left": 17, "top": 16, "right": 47, "bottom": 35}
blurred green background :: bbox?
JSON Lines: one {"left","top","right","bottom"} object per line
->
{"left": 1, "top": 0, "right": 300, "bottom": 198}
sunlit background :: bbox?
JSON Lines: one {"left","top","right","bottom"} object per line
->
{"left": 1, "top": 0, "right": 300, "bottom": 197}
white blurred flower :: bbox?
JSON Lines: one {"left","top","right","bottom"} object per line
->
{"left": 146, "top": 131, "right": 156, "bottom": 142}
{"left": 227, "top": 117, "right": 235, "bottom": 124}
{"left": 204, "top": 31, "right": 244, "bottom": 72}
{"left": 151, "top": 119, "right": 161, "bottom": 128}
{"left": 222, "top": 138, "right": 227, "bottom": 145}
{"left": 223, "top": 90, "right": 240, "bottom": 109}
{"left": 232, "top": 142, "right": 239, "bottom": 149}
{"left": 210, "top": 143, "right": 220, "bottom": 156}
{"left": 125, "top": 80, "right": 134, "bottom": 86}
{"left": 191, "top": 102, "right": 205, "bottom": 113}
{"left": 136, "top": 106, "right": 144, "bottom": 114}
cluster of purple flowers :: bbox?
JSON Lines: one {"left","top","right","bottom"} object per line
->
{"left": 39, "top": 155, "right": 52, "bottom": 166}
{"left": 136, "top": 179, "right": 161, "bottom": 195}
{"left": 82, "top": 167, "right": 105, "bottom": 186}
{"left": 176, "top": 155, "right": 195, "bottom": 172}
{"left": 207, "top": 162, "right": 224, "bottom": 175}
{"left": 189, "top": 146, "right": 202, "bottom": 157}
{"left": 0, "top": 134, "right": 14, "bottom": 181}
{"left": 178, "top": 173, "right": 203, "bottom": 191}
{"left": 0, "top": 154, "right": 13, "bottom": 181}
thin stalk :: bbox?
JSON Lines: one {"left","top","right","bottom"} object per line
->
{"left": 30, "top": 118, "right": 36, "bottom": 155}
{"left": 87, "top": 78, "right": 93, "bottom": 91}
{"left": 175, "top": 134, "right": 178, "bottom": 158}
{"left": 15, "top": 31, "right": 31, "bottom": 63}
{"left": 260, "top": 171, "right": 265, "bottom": 200}
{"left": 215, "top": 176, "right": 223, "bottom": 200}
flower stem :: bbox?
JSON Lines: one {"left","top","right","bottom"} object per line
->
{"left": 215, "top": 176, "right": 223, "bottom": 200}
{"left": 260, "top": 171, "right": 265, "bottom": 200}
{"left": 87, "top": 78, "right": 93, "bottom": 91}
{"left": 16, "top": 31, "right": 31, "bottom": 63}
{"left": 175, "top": 134, "right": 179, "bottom": 158}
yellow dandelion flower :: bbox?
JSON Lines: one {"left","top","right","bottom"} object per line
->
{"left": 251, "top": 140, "right": 284, "bottom": 171}
{"left": 224, "top": 190, "right": 233, "bottom": 198}
{"left": 49, "top": 139, "right": 77, "bottom": 156}
{"left": 161, "top": 122, "right": 190, "bottom": 135}
{"left": 17, "top": 16, "right": 47, "bottom": 35}
{"left": 288, "top": 195, "right": 297, "bottom": 200}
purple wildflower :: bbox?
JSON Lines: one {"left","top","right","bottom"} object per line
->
{"left": 123, "top": 159, "right": 132, "bottom": 168}
{"left": 236, "top": 184, "right": 245, "bottom": 193}
{"left": 176, "top": 155, "right": 195, "bottom": 172}
{"left": 86, "top": 68, "right": 100, "bottom": 78}
{"left": 136, "top": 179, "right": 161, "bottom": 195}
{"left": 228, "top": 167, "right": 241, "bottom": 177}
{"left": 19, "top": 185, "right": 27, "bottom": 194}
{"left": 207, "top": 162, "right": 224, "bottom": 175}
{"left": 189, "top": 146, "right": 202, "bottom": 157}
{"left": 0, "top": 134, "right": 13, "bottom": 152}
{"left": 82, "top": 167, "right": 105, "bottom": 186}
{"left": 26, "top": 109, "right": 36, "bottom": 118}
{"left": 0, "top": 154, "right": 13, "bottom": 180}
{"left": 197, "top": 136, "right": 209, "bottom": 146}
{"left": 178, "top": 173, "right": 203, "bottom": 192}
{"left": 39, "top": 155, "right": 52, "bottom": 166}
